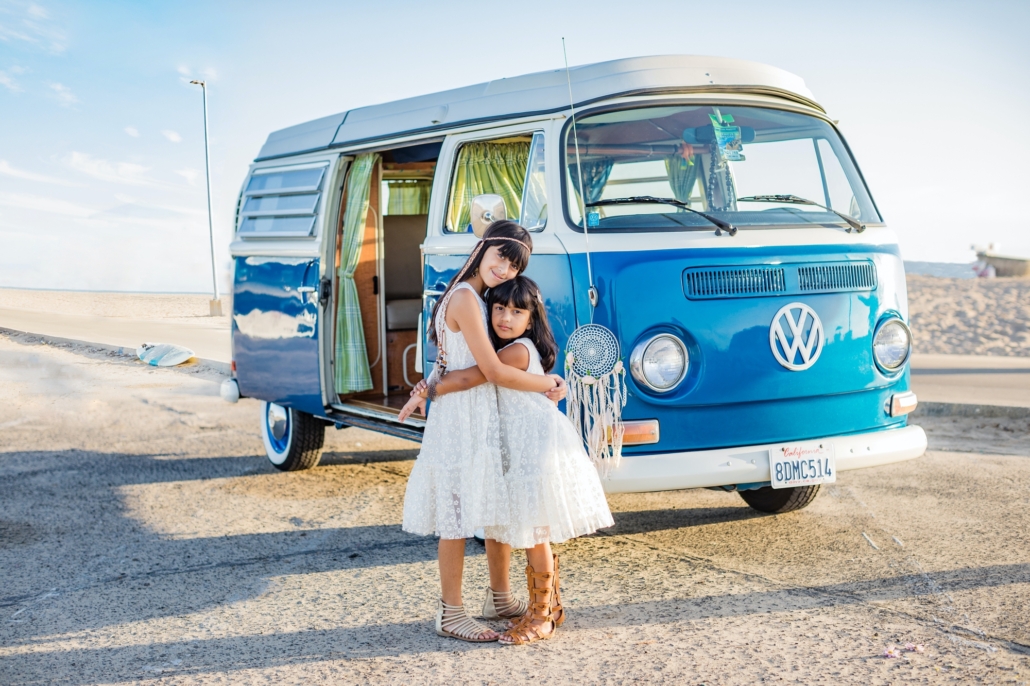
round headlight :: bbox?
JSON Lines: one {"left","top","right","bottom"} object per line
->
{"left": 873, "top": 319, "right": 911, "bottom": 371}
{"left": 630, "top": 334, "right": 688, "bottom": 392}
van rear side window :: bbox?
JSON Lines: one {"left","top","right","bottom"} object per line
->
{"left": 239, "top": 164, "right": 328, "bottom": 237}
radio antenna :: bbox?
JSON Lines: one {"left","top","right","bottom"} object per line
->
{"left": 562, "top": 37, "right": 597, "bottom": 312}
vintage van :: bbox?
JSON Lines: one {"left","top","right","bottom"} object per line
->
{"left": 222, "top": 55, "right": 926, "bottom": 514}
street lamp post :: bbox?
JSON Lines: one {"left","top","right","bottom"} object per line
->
{"left": 189, "top": 79, "right": 221, "bottom": 316}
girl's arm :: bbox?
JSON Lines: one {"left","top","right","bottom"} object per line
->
{"left": 447, "top": 290, "right": 557, "bottom": 393}
{"left": 425, "top": 344, "right": 530, "bottom": 398}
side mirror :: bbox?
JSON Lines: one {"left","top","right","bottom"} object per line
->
{"left": 469, "top": 194, "right": 507, "bottom": 237}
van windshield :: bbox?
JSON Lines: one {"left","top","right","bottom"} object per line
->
{"left": 563, "top": 104, "right": 880, "bottom": 231}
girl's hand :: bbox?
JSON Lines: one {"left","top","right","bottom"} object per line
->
{"left": 411, "top": 379, "right": 428, "bottom": 397}
{"left": 398, "top": 394, "right": 427, "bottom": 422}
{"left": 544, "top": 375, "right": 567, "bottom": 403}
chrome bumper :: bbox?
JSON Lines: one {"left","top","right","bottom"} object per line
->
{"left": 603, "top": 424, "right": 927, "bottom": 494}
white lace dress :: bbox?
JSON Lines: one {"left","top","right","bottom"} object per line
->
{"left": 484, "top": 338, "right": 614, "bottom": 548}
{"left": 402, "top": 283, "right": 510, "bottom": 540}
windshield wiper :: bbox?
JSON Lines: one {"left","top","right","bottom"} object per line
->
{"left": 586, "top": 196, "right": 737, "bottom": 236}
{"left": 737, "top": 194, "right": 866, "bottom": 233}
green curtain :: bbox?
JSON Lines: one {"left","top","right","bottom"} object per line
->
{"left": 665, "top": 154, "right": 699, "bottom": 206}
{"left": 387, "top": 179, "right": 432, "bottom": 215}
{"left": 447, "top": 141, "right": 530, "bottom": 232}
{"left": 569, "top": 157, "right": 614, "bottom": 206}
{"left": 335, "top": 154, "right": 378, "bottom": 394}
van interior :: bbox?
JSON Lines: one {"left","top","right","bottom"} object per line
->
{"left": 331, "top": 135, "right": 541, "bottom": 421}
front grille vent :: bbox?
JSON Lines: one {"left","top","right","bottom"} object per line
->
{"left": 684, "top": 267, "right": 786, "bottom": 299}
{"left": 798, "top": 262, "right": 877, "bottom": 292}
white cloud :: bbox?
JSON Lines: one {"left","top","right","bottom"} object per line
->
{"left": 48, "top": 81, "right": 77, "bottom": 107}
{"left": 63, "top": 151, "right": 162, "bottom": 187}
{"left": 124, "top": 126, "right": 140, "bottom": 138}
{"left": 177, "top": 64, "right": 190, "bottom": 76}
{"left": 174, "top": 168, "right": 201, "bottom": 186}
{"left": 200, "top": 67, "right": 218, "bottom": 81}
{"left": 0, "top": 1, "right": 67, "bottom": 53}
{"left": 0, "top": 159, "right": 80, "bottom": 186}
{"left": 0, "top": 69, "right": 20, "bottom": 92}
{"left": 161, "top": 129, "right": 182, "bottom": 143}
{"left": 0, "top": 191, "right": 93, "bottom": 217}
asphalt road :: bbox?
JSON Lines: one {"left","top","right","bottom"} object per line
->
{"left": 1, "top": 331, "right": 1028, "bottom": 685}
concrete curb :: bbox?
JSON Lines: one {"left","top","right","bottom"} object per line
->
{"left": 0, "top": 326, "right": 231, "bottom": 376}
{"left": 912, "top": 401, "right": 1030, "bottom": 420}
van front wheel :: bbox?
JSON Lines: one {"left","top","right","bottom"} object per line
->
{"left": 261, "top": 401, "right": 325, "bottom": 471}
{"left": 738, "top": 485, "right": 820, "bottom": 514}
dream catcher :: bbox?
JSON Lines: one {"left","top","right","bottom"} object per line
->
{"left": 561, "top": 40, "right": 627, "bottom": 478}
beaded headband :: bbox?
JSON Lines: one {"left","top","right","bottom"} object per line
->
{"left": 451, "top": 236, "right": 531, "bottom": 284}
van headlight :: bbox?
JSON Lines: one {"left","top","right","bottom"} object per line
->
{"left": 873, "top": 318, "right": 911, "bottom": 371}
{"left": 630, "top": 334, "right": 688, "bottom": 392}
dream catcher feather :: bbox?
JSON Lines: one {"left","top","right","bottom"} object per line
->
{"left": 561, "top": 40, "right": 627, "bottom": 478}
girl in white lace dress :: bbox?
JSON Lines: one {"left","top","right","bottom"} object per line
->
{"left": 402, "top": 276, "right": 613, "bottom": 644}
{"left": 401, "top": 222, "right": 567, "bottom": 643}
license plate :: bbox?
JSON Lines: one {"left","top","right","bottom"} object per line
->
{"left": 770, "top": 442, "right": 836, "bottom": 489}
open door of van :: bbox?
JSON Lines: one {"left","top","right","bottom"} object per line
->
{"left": 231, "top": 155, "right": 346, "bottom": 417}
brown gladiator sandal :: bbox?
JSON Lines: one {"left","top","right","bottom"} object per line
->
{"left": 503, "top": 554, "right": 564, "bottom": 630}
{"left": 499, "top": 565, "right": 557, "bottom": 645}
{"left": 551, "top": 554, "right": 565, "bottom": 628}
{"left": 482, "top": 587, "right": 528, "bottom": 620}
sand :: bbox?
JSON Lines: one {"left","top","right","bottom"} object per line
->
{"left": 1, "top": 332, "right": 1028, "bottom": 684}
{"left": 2, "top": 273, "right": 1028, "bottom": 359}
{"left": 907, "top": 275, "right": 1030, "bottom": 357}
{"left": 0, "top": 288, "right": 226, "bottom": 321}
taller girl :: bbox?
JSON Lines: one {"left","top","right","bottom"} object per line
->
{"left": 402, "top": 221, "right": 565, "bottom": 642}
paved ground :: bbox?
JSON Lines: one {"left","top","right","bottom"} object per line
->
{"left": 910, "top": 354, "right": 1030, "bottom": 408}
{"left": 1, "top": 331, "right": 1029, "bottom": 685}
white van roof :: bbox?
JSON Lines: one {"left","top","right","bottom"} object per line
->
{"left": 256, "top": 55, "right": 818, "bottom": 161}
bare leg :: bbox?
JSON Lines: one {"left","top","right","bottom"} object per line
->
{"left": 437, "top": 538, "right": 497, "bottom": 641}
{"left": 525, "top": 542, "right": 554, "bottom": 576}
{"left": 439, "top": 538, "right": 467, "bottom": 606}
{"left": 485, "top": 538, "right": 512, "bottom": 593}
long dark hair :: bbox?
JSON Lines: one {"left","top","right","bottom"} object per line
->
{"left": 486, "top": 276, "right": 558, "bottom": 373}
{"left": 428, "top": 220, "right": 533, "bottom": 345}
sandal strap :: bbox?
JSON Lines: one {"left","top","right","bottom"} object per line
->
{"left": 490, "top": 588, "right": 528, "bottom": 617}
{"left": 440, "top": 602, "right": 493, "bottom": 640}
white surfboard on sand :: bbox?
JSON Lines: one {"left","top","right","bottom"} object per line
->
{"left": 136, "top": 343, "right": 195, "bottom": 367}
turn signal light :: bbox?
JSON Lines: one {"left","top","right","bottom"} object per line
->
{"left": 889, "top": 392, "right": 918, "bottom": 417}
{"left": 607, "top": 420, "right": 660, "bottom": 445}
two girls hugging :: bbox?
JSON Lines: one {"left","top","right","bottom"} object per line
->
{"left": 400, "top": 220, "right": 614, "bottom": 645}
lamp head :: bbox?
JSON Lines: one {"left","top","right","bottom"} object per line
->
{"left": 189, "top": 80, "right": 205, "bottom": 86}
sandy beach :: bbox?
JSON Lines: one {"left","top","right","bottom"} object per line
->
{"left": 907, "top": 275, "right": 1030, "bottom": 357}
{"left": 0, "top": 288, "right": 228, "bottom": 324}
{"left": 3, "top": 274, "right": 1029, "bottom": 358}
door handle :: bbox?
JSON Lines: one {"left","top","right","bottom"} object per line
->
{"left": 318, "top": 277, "right": 332, "bottom": 305}
{"left": 297, "top": 286, "right": 316, "bottom": 293}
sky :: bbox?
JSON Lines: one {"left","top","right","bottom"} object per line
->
{"left": 1, "top": 0, "right": 1028, "bottom": 293}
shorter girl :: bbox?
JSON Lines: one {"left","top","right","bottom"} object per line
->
{"left": 401, "top": 276, "right": 613, "bottom": 645}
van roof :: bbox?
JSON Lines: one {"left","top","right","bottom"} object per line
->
{"left": 256, "top": 55, "right": 818, "bottom": 161}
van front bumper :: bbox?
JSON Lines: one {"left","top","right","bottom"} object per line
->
{"left": 603, "top": 424, "right": 927, "bottom": 494}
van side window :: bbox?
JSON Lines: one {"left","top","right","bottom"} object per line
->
{"left": 239, "top": 164, "right": 328, "bottom": 237}
{"left": 445, "top": 135, "right": 533, "bottom": 233}
{"left": 519, "top": 132, "right": 547, "bottom": 231}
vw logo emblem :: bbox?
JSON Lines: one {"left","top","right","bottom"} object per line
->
{"left": 769, "top": 303, "right": 824, "bottom": 371}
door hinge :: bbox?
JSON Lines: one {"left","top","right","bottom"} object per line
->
{"left": 319, "top": 277, "right": 332, "bottom": 305}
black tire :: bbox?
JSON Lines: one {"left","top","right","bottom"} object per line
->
{"left": 261, "top": 401, "right": 326, "bottom": 471}
{"left": 738, "top": 485, "right": 821, "bottom": 514}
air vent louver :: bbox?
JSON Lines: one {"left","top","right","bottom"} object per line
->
{"left": 798, "top": 262, "right": 877, "bottom": 292}
{"left": 683, "top": 260, "right": 877, "bottom": 299}
{"left": 684, "top": 267, "right": 786, "bottom": 299}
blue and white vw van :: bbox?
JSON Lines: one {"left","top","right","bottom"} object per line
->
{"left": 224, "top": 55, "right": 926, "bottom": 513}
